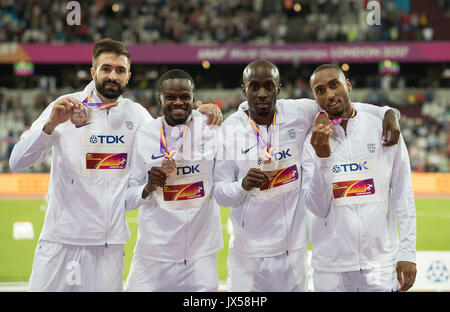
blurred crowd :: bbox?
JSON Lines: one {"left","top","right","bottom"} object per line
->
{"left": 1, "top": 86, "right": 448, "bottom": 173}
{"left": 0, "top": 0, "right": 449, "bottom": 173}
{"left": 401, "top": 116, "right": 449, "bottom": 172}
{"left": 362, "top": 90, "right": 450, "bottom": 173}
{"left": 1, "top": 0, "right": 448, "bottom": 44}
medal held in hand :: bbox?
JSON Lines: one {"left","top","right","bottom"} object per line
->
{"left": 70, "top": 105, "right": 88, "bottom": 126}
{"left": 315, "top": 110, "right": 330, "bottom": 127}
{"left": 71, "top": 91, "right": 119, "bottom": 127}
{"left": 260, "top": 158, "right": 278, "bottom": 173}
{"left": 70, "top": 91, "right": 91, "bottom": 127}
{"left": 161, "top": 157, "right": 177, "bottom": 177}
{"left": 248, "top": 111, "right": 278, "bottom": 173}
{"left": 315, "top": 110, "right": 353, "bottom": 127}
{"left": 160, "top": 118, "right": 192, "bottom": 177}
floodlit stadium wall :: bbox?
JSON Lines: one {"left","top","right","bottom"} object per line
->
{"left": 2, "top": 42, "right": 450, "bottom": 64}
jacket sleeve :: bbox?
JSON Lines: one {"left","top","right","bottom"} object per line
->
{"left": 390, "top": 135, "right": 416, "bottom": 263}
{"left": 125, "top": 130, "right": 155, "bottom": 211}
{"left": 212, "top": 125, "right": 251, "bottom": 207}
{"left": 213, "top": 163, "right": 250, "bottom": 207}
{"left": 9, "top": 102, "right": 59, "bottom": 172}
{"left": 301, "top": 132, "right": 334, "bottom": 218}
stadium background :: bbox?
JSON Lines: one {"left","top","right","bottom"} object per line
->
{"left": 0, "top": 0, "right": 449, "bottom": 291}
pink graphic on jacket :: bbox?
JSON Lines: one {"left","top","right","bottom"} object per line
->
{"left": 260, "top": 164, "right": 298, "bottom": 191}
{"left": 86, "top": 153, "right": 128, "bottom": 169}
{"left": 332, "top": 178, "right": 375, "bottom": 198}
{"left": 163, "top": 181, "right": 205, "bottom": 201}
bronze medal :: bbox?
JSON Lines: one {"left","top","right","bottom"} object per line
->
{"left": 71, "top": 106, "right": 88, "bottom": 126}
{"left": 315, "top": 111, "right": 330, "bottom": 127}
{"left": 161, "top": 158, "right": 177, "bottom": 177}
{"left": 260, "top": 158, "right": 278, "bottom": 176}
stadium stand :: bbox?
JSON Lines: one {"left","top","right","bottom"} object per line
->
{"left": 1, "top": 85, "right": 449, "bottom": 173}
{"left": 1, "top": 0, "right": 450, "bottom": 44}
{"left": 0, "top": 0, "right": 449, "bottom": 173}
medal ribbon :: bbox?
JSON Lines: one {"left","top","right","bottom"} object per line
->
{"left": 75, "top": 91, "right": 119, "bottom": 127}
{"left": 81, "top": 91, "right": 119, "bottom": 109}
{"left": 319, "top": 110, "right": 352, "bottom": 126}
{"left": 160, "top": 117, "right": 193, "bottom": 159}
{"left": 248, "top": 111, "right": 277, "bottom": 159}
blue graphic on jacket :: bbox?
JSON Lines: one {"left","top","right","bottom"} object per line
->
{"left": 151, "top": 154, "right": 164, "bottom": 160}
{"left": 241, "top": 144, "right": 257, "bottom": 155}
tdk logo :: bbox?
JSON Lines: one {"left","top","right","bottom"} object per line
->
{"left": 89, "top": 135, "right": 125, "bottom": 144}
{"left": 274, "top": 148, "right": 292, "bottom": 161}
{"left": 177, "top": 165, "right": 200, "bottom": 175}
{"left": 333, "top": 161, "right": 368, "bottom": 173}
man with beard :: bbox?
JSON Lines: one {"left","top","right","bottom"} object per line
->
{"left": 124, "top": 69, "right": 222, "bottom": 291}
{"left": 9, "top": 39, "right": 222, "bottom": 291}
{"left": 302, "top": 64, "right": 416, "bottom": 292}
{"left": 212, "top": 60, "right": 401, "bottom": 292}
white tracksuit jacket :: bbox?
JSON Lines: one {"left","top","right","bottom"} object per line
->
{"left": 213, "top": 99, "right": 394, "bottom": 258}
{"left": 9, "top": 81, "right": 152, "bottom": 246}
{"left": 125, "top": 110, "right": 223, "bottom": 262}
{"left": 301, "top": 109, "right": 416, "bottom": 272}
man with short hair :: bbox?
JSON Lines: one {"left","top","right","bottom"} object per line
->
{"left": 125, "top": 69, "right": 222, "bottom": 291}
{"left": 9, "top": 39, "right": 222, "bottom": 292}
{"left": 213, "top": 60, "right": 402, "bottom": 292}
{"left": 302, "top": 64, "right": 416, "bottom": 292}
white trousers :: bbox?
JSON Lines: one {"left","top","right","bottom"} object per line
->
{"left": 126, "top": 253, "right": 218, "bottom": 292}
{"left": 28, "top": 240, "right": 124, "bottom": 292}
{"left": 227, "top": 248, "right": 308, "bottom": 292}
{"left": 313, "top": 266, "right": 400, "bottom": 292}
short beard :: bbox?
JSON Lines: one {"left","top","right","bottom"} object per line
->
{"left": 95, "top": 79, "right": 126, "bottom": 100}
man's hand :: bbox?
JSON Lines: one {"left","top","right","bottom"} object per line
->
{"left": 382, "top": 109, "right": 401, "bottom": 146}
{"left": 142, "top": 167, "right": 167, "bottom": 199}
{"left": 196, "top": 102, "right": 223, "bottom": 126}
{"left": 242, "top": 168, "right": 270, "bottom": 191}
{"left": 310, "top": 111, "right": 332, "bottom": 158}
{"left": 43, "top": 96, "right": 83, "bottom": 134}
{"left": 396, "top": 261, "right": 417, "bottom": 292}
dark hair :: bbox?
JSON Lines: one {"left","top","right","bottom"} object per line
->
{"left": 310, "top": 63, "right": 345, "bottom": 81}
{"left": 92, "top": 38, "right": 130, "bottom": 67}
{"left": 157, "top": 69, "right": 196, "bottom": 93}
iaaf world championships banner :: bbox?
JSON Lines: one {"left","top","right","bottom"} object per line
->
{"left": 1, "top": 42, "right": 450, "bottom": 64}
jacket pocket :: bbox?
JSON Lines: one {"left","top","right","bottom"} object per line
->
{"left": 33, "top": 240, "right": 64, "bottom": 270}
